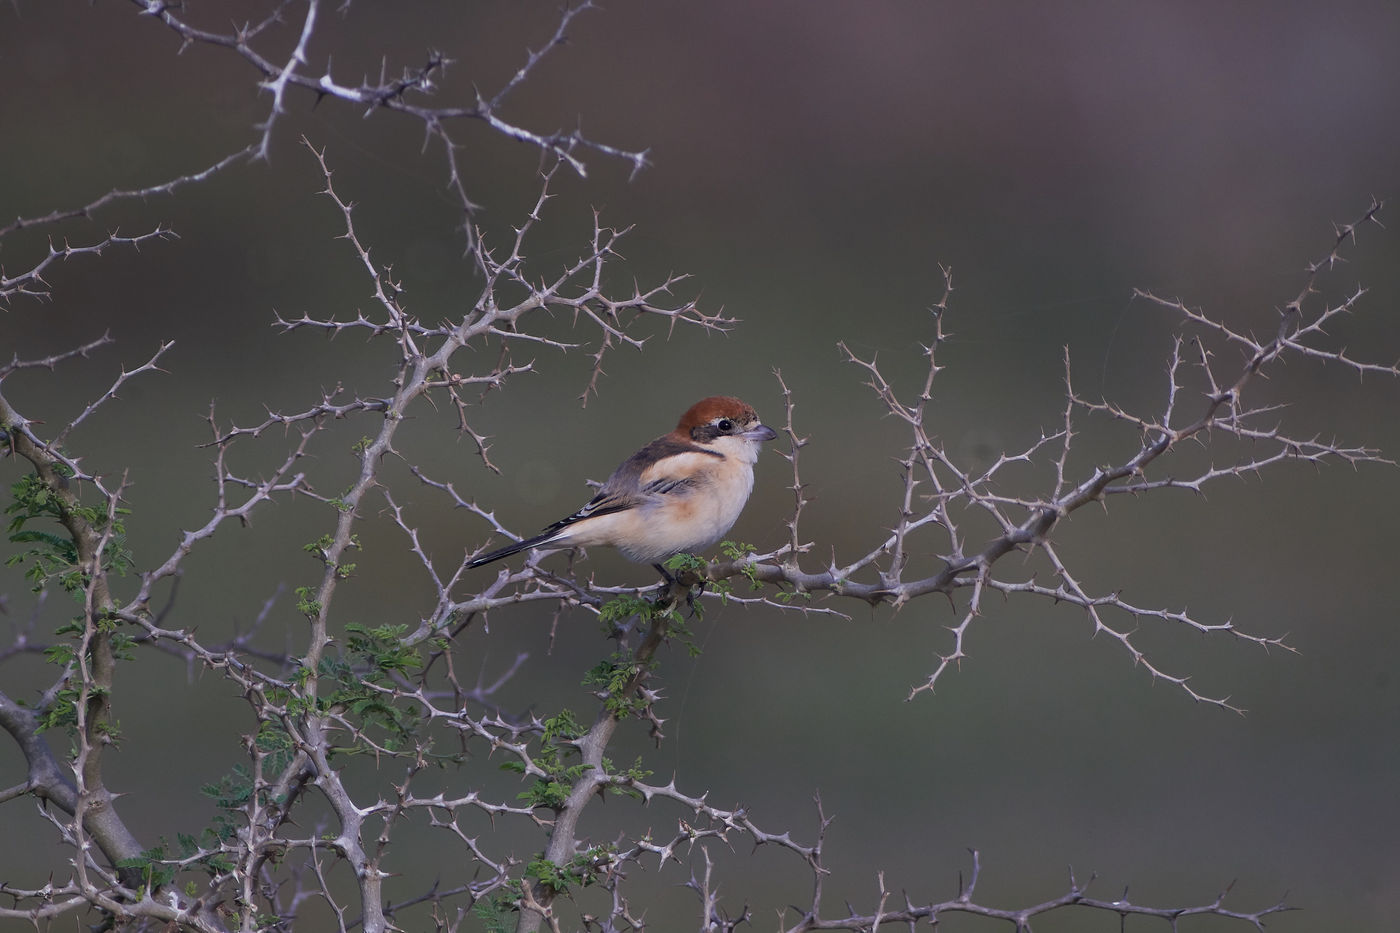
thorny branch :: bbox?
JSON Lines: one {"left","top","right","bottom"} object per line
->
{"left": 2, "top": 144, "right": 1386, "bottom": 933}
{"left": 1, "top": 118, "right": 721, "bottom": 928}
{"left": 1, "top": 5, "right": 1394, "bottom": 932}
{"left": 130, "top": 0, "right": 647, "bottom": 181}
{"left": 694, "top": 209, "right": 1392, "bottom": 708}
{"left": 5, "top": 0, "right": 646, "bottom": 311}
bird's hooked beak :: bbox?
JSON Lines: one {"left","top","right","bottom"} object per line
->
{"left": 745, "top": 424, "right": 778, "bottom": 442}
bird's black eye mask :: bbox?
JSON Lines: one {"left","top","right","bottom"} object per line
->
{"left": 692, "top": 418, "right": 739, "bottom": 442}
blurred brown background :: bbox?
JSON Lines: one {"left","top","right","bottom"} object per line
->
{"left": 2, "top": 2, "right": 1399, "bottom": 929}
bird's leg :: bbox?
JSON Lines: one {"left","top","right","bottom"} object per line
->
{"left": 651, "top": 562, "right": 705, "bottom": 617}
{"left": 683, "top": 577, "right": 708, "bottom": 617}
{"left": 651, "top": 563, "right": 680, "bottom": 608}
{"left": 654, "top": 560, "right": 709, "bottom": 618}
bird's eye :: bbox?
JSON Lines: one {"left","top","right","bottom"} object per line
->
{"left": 716, "top": 418, "right": 734, "bottom": 433}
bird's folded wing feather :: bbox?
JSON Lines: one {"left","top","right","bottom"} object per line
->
{"left": 543, "top": 437, "right": 721, "bottom": 532}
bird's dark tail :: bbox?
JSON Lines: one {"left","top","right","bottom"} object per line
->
{"left": 466, "top": 531, "right": 557, "bottom": 569}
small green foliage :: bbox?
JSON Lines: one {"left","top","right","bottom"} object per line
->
{"left": 37, "top": 685, "right": 83, "bottom": 733}
{"left": 719, "top": 540, "right": 756, "bottom": 560}
{"left": 667, "top": 609, "right": 701, "bottom": 656}
{"left": 35, "top": 611, "right": 118, "bottom": 734}
{"left": 316, "top": 624, "right": 422, "bottom": 753}
{"left": 598, "top": 592, "right": 673, "bottom": 628}
{"left": 472, "top": 891, "right": 520, "bottom": 933}
{"left": 4, "top": 528, "right": 78, "bottom": 593}
{"left": 304, "top": 533, "right": 360, "bottom": 576}
{"left": 5, "top": 472, "right": 133, "bottom": 598}
{"left": 593, "top": 583, "right": 703, "bottom": 696}
{"left": 721, "top": 540, "right": 762, "bottom": 589}
{"left": 201, "top": 763, "right": 256, "bottom": 816}
{"left": 92, "top": 716, "right": 122, "bottom": 741}
{"left": 117, "top": 843, "right": 177, "bottom": 892}
{"left": 541, "top": 709, "right": 582, "bottom": 744}
{"left": 345, "top": 623, "right": 419, "bottom": 675}
{"left": 516, "top": 710, "right": 592, "bottom": 811}
{"left": 706, "top": 575, "right": 735, "bottom": 605}
{"left": 524, "top": 844, "right": 615, "bottom": 896}
{"left": 523, "top": 856, "right": 571, "bottom": 895}
{"left": 351, "top": 436, "right": 373, "bottom": 455}
{"left": 42, "top": 639, "right": 75, "bottom": 667}
{"left": 517, "top": 772, "right": 580, "bottom": 810}
{"left": 255, "top": 722, "right": 296, "bottom": 773}
{"left": 293, "top": 585, "right": 322, "bottom": 618}
{"left": 601, "top": 755, "right": 652, "bottom": 798}
{"left": 598, "top": 589, "right": 695, "bottom": 645}
{"left": 329, "top": 486, "right": 356, "bottom": 513}
{"left": 663, "top": 551, "right": 708, "bottom": 578}
{"left": 35, "top": 612, "right": 133, "bottom": 734}
{"left": 201, "top": 725, "right": 296, "bottom": 810}
{"left": 198, "top": 724, "right": 292, "bottom": 873}
{"left": 52, "top": 617, "right": 85, "bottom": 639}
{"left": 303, "top": 534, "right": 335, "bottom": 561}
{"left": 110, "top": 630, "right": 137, "bottom": 661}
{"left": 583, "top": 653, "right": 647, "bottom": 717}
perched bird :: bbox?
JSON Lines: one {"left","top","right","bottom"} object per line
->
{"left": 468, "top": 396, "right": 777, "bottom": 576}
